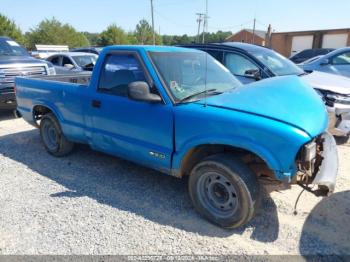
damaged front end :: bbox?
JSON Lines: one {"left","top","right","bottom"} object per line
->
{"left": 296, "top": 132, "right": 338, "bottom": 196}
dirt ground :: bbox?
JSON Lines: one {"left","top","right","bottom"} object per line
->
{"left": 0, "top": 112, "right": 349, "bottom": 256}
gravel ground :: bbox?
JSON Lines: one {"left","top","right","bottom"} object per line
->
{"left": 0, "top": 112, "right": 349, "bottom": 255}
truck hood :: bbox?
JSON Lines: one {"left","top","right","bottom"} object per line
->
{"left": 199, "top": 76, "right": 327, "bottom": 138}
{"left": 300, "top": 71, "right": 350, "bottom": 95}
{"left": 0, "top": 55, "right": 45, "bottom": 66}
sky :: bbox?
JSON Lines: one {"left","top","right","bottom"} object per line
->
{"left": 1, "top": 0, "right": 349, "bottom": 35}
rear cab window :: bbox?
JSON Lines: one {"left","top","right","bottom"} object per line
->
{"left": 98, "top": 53, "right": 148, "bottom": 97}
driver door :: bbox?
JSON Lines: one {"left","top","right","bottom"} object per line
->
{"left": 89, "top": 51, "right": 174, "bottom": 172}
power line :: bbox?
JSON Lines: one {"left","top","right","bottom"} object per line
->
{"left": 207, "top": 20, "right": 254, "bottom": 31}
{"left": 156, "top": 0, "right": 200, "bottom": 7}
{"left": 153, "top": 8, "right": 194, "bottom": 29}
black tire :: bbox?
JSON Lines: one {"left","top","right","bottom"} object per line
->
{"left": 40, "top": 113, "right": 74, "bottom": 157}
{"left": 189, "top": 153, "right": 260, "bottom": 228}
{"left": 13, "top": 109, "right": 22, "bottom": 118}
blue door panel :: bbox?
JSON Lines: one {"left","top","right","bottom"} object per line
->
{"left": 89, "top": 94, "right": 173, "bottom": 173}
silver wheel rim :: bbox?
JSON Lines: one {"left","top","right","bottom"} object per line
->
{"left": 197, "top": 171, "right": 239, "bottom": 218}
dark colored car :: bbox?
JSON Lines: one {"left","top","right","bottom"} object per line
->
{"left": 289, "top": 48, "right": 335, "bottom": 64}
{"left": 70, "top": 47, "right": 103, "bottom": 55}
{"left": 0, "top": 37, "right": 55, "bottom": 113}
{"left": 180, "top": 42, "right": 350, "bottom": 137}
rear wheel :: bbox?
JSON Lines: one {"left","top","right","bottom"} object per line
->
{"left": 189, "top": 154, "right": 260, "bottom": 228}
{"left": 40, "top": 113, "right": 74, "bottom": 156}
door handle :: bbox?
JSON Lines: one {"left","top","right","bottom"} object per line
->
{"left": 91, "top": 100, "right": 101, "bottom": 108}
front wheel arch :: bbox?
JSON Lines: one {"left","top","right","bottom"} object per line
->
{"left": 177, "top": 144, "right": 278, "bottom": 180}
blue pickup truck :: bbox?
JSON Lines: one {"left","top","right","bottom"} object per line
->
{"left": 16, "top": 45, "right": 338, "bottom": 228}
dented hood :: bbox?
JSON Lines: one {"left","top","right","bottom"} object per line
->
{"left": 301, "top": 71, "right": 350, "bottom": 95}
{"left": 200, "top": 76, "right": 328, "bottom": 138}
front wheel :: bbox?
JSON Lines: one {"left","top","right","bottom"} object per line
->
{"left": 189, "top": 154, "right": 260, "bottom": 228}
{"left": 40, "top": 113, "right": 74, "bottom": 157}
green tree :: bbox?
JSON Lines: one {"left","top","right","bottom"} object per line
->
{"left": 134, "top": 19, "right": 162, "bottom": 45}
{"left": 205, "top": 30, "right": 232, "bottom": 43}
{"left": 82, "top": 32, "right": 100, "bottom": 46}
{"left": 162, "top": 34, "right": 194, "bottom": 45}
{"left": 0, "top": 13, "right": 25, "bottom": 45}
{"left": 162, "top": 35, "right": 174, "bottom": 45}
{"left": 26, "top": 18, "right": 89, "bottom": 49}
{"left": 98, "top": 24, "right": 130, "bottom": 46}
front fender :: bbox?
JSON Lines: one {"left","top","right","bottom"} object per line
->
{"left": 172, "top": 134, "right": 286, "bottom": 180}
{"left": 173, "top": 104, "right": 314, "bottom": 182}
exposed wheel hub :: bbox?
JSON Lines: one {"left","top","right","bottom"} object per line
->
{"left": 198, "top": 172, "right": 239, "bottom": 217}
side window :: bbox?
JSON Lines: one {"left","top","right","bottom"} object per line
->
{"left": 224, "top": 53, "right": 259, "bottom": 76}
{"left": 62, "top": 56, "right": 73, "bottom": 66}
{"left": 332, "top": 52, "right": 350, "bottom": 65}
{"left": 98, "top": 53, "right": 147, "bottom": 97}
{"left": 50, "top": 56, "right": 60, "bottom": 66}
{"left": 206, "top": 50, "right": 223, "bottom": 63}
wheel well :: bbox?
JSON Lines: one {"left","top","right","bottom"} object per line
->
{"left": 32, "top": 105, "right": 53, "bottom": 126}
{"left": 179, "top": 144, "right": 275, "bottom": 180}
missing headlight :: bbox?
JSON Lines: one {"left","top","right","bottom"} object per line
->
{"left": 302, "top": 141, "right": 317, "bottom": 162}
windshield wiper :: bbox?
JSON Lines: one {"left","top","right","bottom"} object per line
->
{"left": 178, "top": 88, "right": 222, "bottom": 103}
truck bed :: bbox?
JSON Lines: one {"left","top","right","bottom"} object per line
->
{"left": 26, "top": 72, "right": 92, "bottom": 86}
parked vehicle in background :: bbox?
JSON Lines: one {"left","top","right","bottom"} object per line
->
{"left": 301, "top": 47, "right": 350, "bottom": 78}
{"left": 16, "top": 45, "right": 338, "bottom": 228}
{"left": 31, "top": 45, "right": 69, "bottom": 59}
{"left": 71, "top": 47, "right": 103, "bottom": 55}
{"left": 46, "top": 52, "right": 98, "bottom": 74}
{"left": 0, "top": 37, "right": 55, "bottom": 114}
{"left": 181, "top": 43, "right": 350, "bottom": 137}
{"left": 289, "top": 48, "right": 334, "bottom": 64}
{"left": 297, "top": 55, "right": 324, "bottom": 65}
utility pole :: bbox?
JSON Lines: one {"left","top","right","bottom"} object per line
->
{"left": 150, "top": 0, "right": 155, "bottom": 45}
{"left": 196, "top": 13, "right": 204, "bottom": 43}
{"left": 266, "top": 24, "right": 272, "bottom": 47}
{"left": 202, "top": 0, "right": 208, "bottom": 43}
{"left": 252, "top": 17, "right": 256, "bottom": 44}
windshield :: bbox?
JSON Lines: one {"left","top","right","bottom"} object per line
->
{"left": 72, "top": 55, "right": 98, "bottom": 67}
{"left": 250, "top": 48, "right": 304, "bottom": 76}
{"left": 149, "top": 51, "right": 242, "bottom": 102}
{"left": 0, "top": 39, "right": 28, "bottom": 56}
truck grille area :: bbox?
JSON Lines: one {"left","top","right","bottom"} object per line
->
{"left": 0, "top": 66, "right": 47, "bottom": 92}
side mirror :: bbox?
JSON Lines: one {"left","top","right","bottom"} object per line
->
{"left": 64, "top": 64, "right": 75, "bottom": 70}
{"left": 244, "top": 69, "right": 261, "bottom": 81}
{"left": 127, "top": 81, "right": 162, "bottom": 103}
{"left": 320, "top": 59, "right": 330, "bottom": 66}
